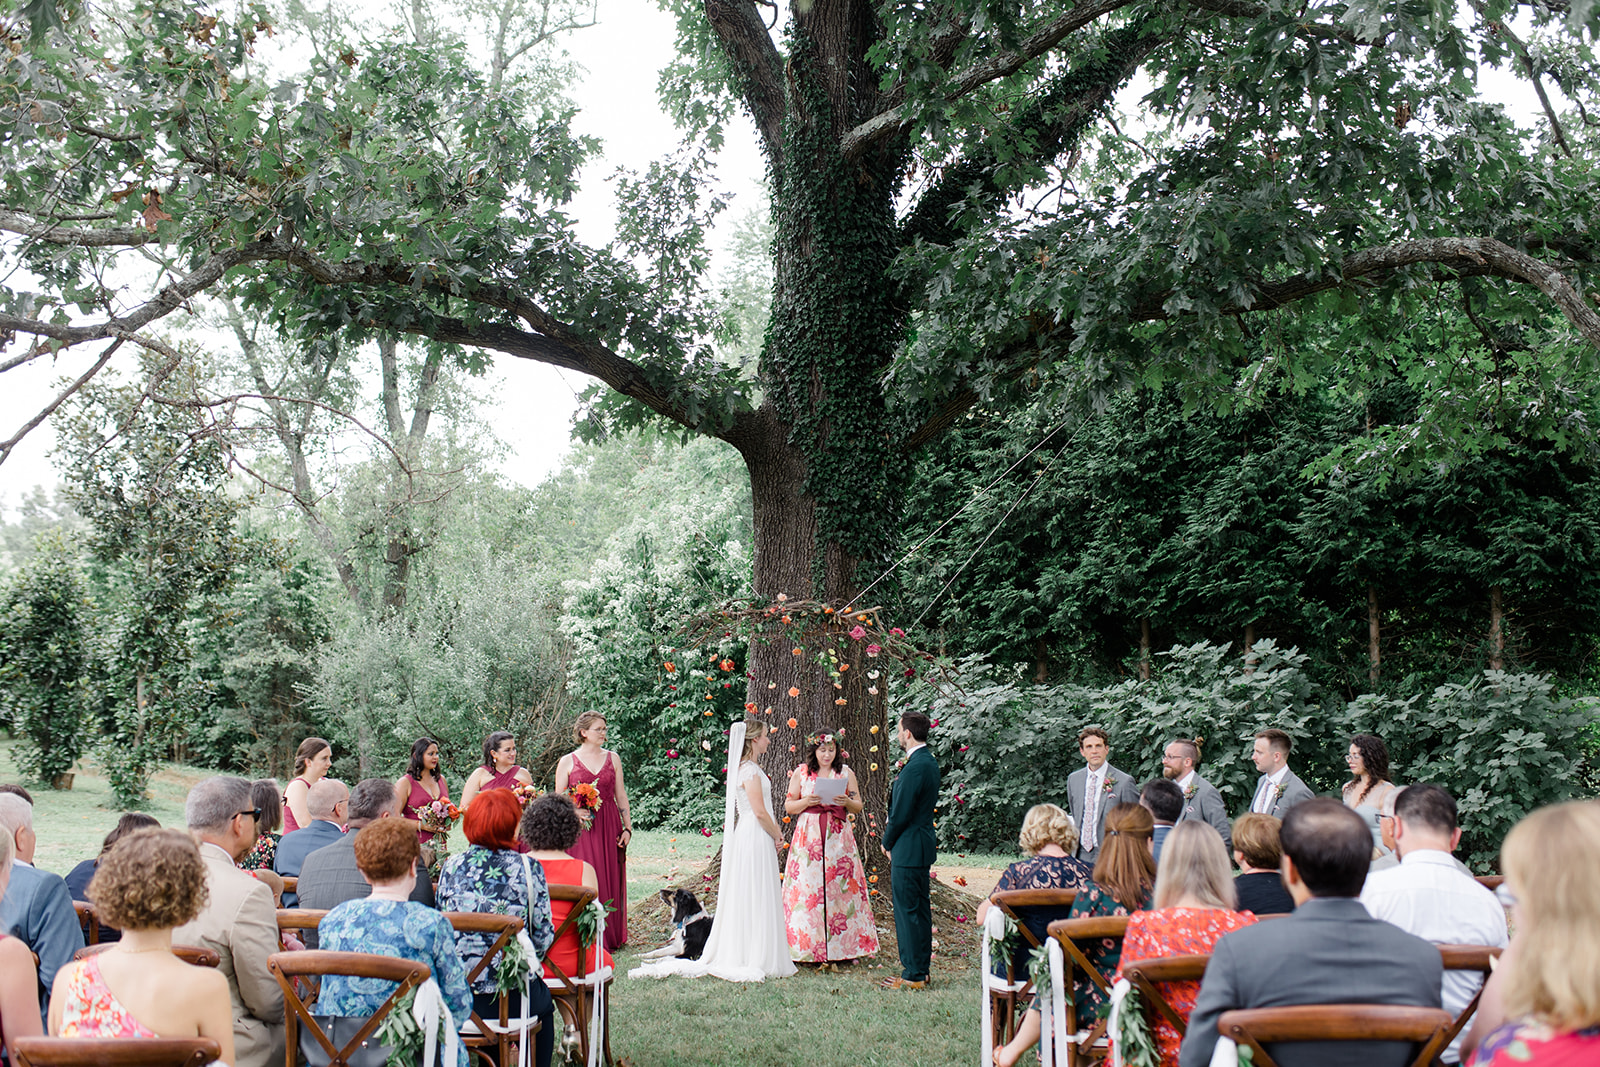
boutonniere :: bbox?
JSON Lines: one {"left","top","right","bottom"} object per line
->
{"left": 1102, "top": 775, "right": 1118, "bottom": 796}
{"left": 893, "top": 756, "right": 908, "bottom": 775}
{"left": 1273, "top": 782, "right": 1287, "bottom": 802}
{"left": 1182, "top": 784, "right": 1198, "bottom": 801}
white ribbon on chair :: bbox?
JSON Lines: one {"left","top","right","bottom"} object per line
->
{"left": 981, "top": 907, "right": 1010, "bottom": 1067}
{"left": 411, "top": 976, "right": 461, "bottom": 1067}
{"left": 1037, "top": 936, "right": 1069, "bottom": 1067}
{"left": 1106, "top": 976, "right": 1132, "bottom": 1067}
{"left": 1209, "top": 1037, "right": 1239, "bottom": 1067}
{"left": 577, "top": 897, "right": 612, "bottom": 1067}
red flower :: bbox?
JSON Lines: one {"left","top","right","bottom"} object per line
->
{"left": 701, "top": 828, "right": 713, "bottom": 837}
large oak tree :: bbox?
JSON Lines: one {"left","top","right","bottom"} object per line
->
{"left": 4, "top": 0, "right": 1600, "bottom": 810}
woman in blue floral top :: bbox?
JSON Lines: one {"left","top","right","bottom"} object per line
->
{"left": 318, "top": 819, "right": 473, "bottom": 1067}
{"left": 438, "top": 787, "right": 556, "bottom": 1067}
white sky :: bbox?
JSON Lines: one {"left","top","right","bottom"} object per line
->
{"left": 0, "top": 2, "right": 1549, "bottom": 513}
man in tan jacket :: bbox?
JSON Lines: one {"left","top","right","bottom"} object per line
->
{"left": 173, "top": 776, "right": 285, "bottom": 1067}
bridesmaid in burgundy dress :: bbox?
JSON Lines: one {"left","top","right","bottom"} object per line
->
{"left": 393, "top": 737, "right": 451, "bottom": 843}
{"left": 554, "top": 712, "right": 633, "bottom": 951}
{"left": 460, "top": 731, "right": 533, "bottom": 810}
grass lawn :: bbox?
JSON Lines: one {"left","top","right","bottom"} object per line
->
{"left": 5, "top": 740, "right": 1021, "bottom": 1067}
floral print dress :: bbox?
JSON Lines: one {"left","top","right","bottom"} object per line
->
{"left": 1063, "top": 882, "right": 1151, "bottom": 1029}
{"left": 55, "top": 956, "right": 159, "bottom": 1037}
{"left": 436, "top": 844, "right": 556, "bottom": 993}
{"left": 1113, "top": 906, "right": 1258, "bottom": 1066}
{"left": 782, "top": 767, "right": 879, "bottom": 962}
{"left": 238, "top": 831, "right": 279, "bottom": 872}
{"left": 317, "top": 898, "right": 473, "bottom": 1067}
{"left": 1470, "top": 1022, "right": 1600, "bottom": 1066}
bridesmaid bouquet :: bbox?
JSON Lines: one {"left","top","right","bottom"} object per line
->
{"left": 418, "top": 799, "right": 461, "bottom": 835}
{"left": 513, "top": 782, "right": 544, "bottom": 808}
{"left": 566, "top": 781, "right": 603, "bottom": 812}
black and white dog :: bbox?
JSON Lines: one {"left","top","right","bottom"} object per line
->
{"left": 638, "top": 888, "right": 713, "bottom": 961}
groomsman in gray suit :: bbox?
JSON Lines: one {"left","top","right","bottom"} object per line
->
{"left": 1245, "top": 728, "right": 1315, "bottom": 818}
{"left": 1161, "top": 737, "right": 1233, "bottom": 852}
{"left": 1178, "top": 799, "right": 1443, "bottom": 1067}
{"left": 1065, "top": 726, "right": 1141, "bottom": 864}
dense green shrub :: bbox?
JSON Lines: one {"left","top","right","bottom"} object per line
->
{"left": 0, "top": 534, "right": 91, "bottom": 784}
{"left": 924, "top": 641, "right": 1597, "bottom": 868}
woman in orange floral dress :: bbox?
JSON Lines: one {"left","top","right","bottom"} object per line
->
{"left": 1113, "top": 821, "right": 1258, "bottom": 1066}
{"left": 782, "top": 731, "right": 879, "bottom": 965}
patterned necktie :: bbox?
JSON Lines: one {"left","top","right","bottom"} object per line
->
{"left": 1254, "top": 775, "right": 1272, "bottom": 813}
{"left": 1084, "top": 770, "right": 1101, "bottom": 850}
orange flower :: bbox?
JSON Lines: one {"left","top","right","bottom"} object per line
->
{"left": 824, "top": 607, "right": 834, "bottom": 614}
{"left": 835, "top": 698, "right": 848, "bottom": 706}
{"left": 789, "top": 745, "right": 796, "bottom": 752}
{"left": 856, "top": 613, "right": 868, "bottom": 622}
{"left": 744, "top": 702, "right": 757, "bottom": 713}
{"left": 839, "top": 664, "right": 850, "bottom": 672}
{"left": 954, "top": 876, "right": 968, "bottom": 887}
{"left": 663, "top": 661, "right": 676, "bottom": 673}
{"left": 782, "top": 816, "right": 790, "bottom": 823}
{"left": 787, "top": 717, "right": 798, "bottom": 728}
{"left": 792, "top": 647, "right": 804, "bottom": 655}
{"left": 788, "top": 686, "right": 800, "bottom": 698}
{"left": 705, "top": 694, "right": 713, "bottom": 700}
{"left": 780, "top": 615, "right": 791, "bottom": 624}
{"left": 869, "top": 725, "right": 880, "bottom": 734}
{"left": 720, "top": 659, "right": 735, "bottom": 671}
{"left": 868, "top": 874, "right": 879, "bottom": 884}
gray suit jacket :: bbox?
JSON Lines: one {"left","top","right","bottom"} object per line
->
{"left": 1065, "top": 763, "right": 1141, "bottom": 855}
{"left": 295, "top": 834, "right": 436, "bottom": 948}
{"left": 1175, "top": 773, "right": 1233, "bottom": 851}
{"left": 1179, "top": 897, "right": 1443, "bottom": 1067}
{"left": 172, "top": 843, "right": 285, "bottom": 1067}
{"left": 1247, "top": 769, "right": 1316, "bottom": 818}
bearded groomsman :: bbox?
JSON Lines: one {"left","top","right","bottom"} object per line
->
{"left": 1066, "top": 726, "right": 1141, "bottom": 865}
{"left": 1162, "top": 737, "right": 1233, "bottom": 852}
{"left": 1246, "top": 728, "right": 1315, "bottom": 818}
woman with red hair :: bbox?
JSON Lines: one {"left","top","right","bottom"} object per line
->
{"left": 438, "top": 788, "right": 557, "bottom": 1067}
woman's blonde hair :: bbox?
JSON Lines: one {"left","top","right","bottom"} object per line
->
{"left": 1500, "top": 800, "right": 1600, "bottom": 1030}
{"left": 740, "top": 717, "right": 766, "bottom": 760}
{"left": 1018, "top": 803, "right": 1079, "bottom": 855}
{"left": 1153, "top": 821, "right": 1237, "bottom": 909}
{"left": 573, "top": 711, "right": 607, "bottom": 744}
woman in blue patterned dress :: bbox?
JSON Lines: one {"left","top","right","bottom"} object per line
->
{"left": 318, "top": 819, "right": 473, "bottom": 1067}
{"left": 438, "top": 788, "right": 556, "bottom": 1067}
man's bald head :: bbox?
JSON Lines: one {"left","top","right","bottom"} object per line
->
{"left": 308, "top": 778, "right": 350, "bottom": 821}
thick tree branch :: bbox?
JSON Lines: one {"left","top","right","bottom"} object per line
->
{"left": 0, "top": 209, "right": 157, "bottom": 247}
{"left": 705, "top": 0, "right": 787, "bottom": 162}
{"left": 841, "top": 0, "right": 1138, "bottom": 161}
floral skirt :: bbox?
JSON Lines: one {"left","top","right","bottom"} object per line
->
{"left": 782, "top": 812, "right": 879, "bottom": 962}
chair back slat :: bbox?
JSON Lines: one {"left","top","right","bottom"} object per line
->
{"left": 275, "top": 908, "right": 329, "bottom": 933}
{"left": 1218, "top": 1005, "right": 1455, "bottom": 1067}
{"left": 1045, "top": 915, "right": 1131, "bottom": 1067}
{"left": 1474, "top": 875, "right": 1504, "bottom": 892}
{"left": 1438, "top": 943, "right": 1503, "bottom": 1050}
{"left": 544, "top": 884, "right": 599, "bottom": 990}
{"left": 269, "top": 950, "right": 431, "bottom": 1067}
{"left": 12, "top": 1037, "right": 221, "bottom": 1067}
{"left": 73, "top": 902, "right": 100, "bottom": 947}
{"left": 73, "top": 943, "right": 220, "bottom": 969}
{"left": 1122, "top": 955, "right": 1210, "bottom": 1037}
{"left": 280, "top": 875, "right": 298, "bottom": 895}
{"left": 443, "top": 911, "right": 530, "bottom": 1066}
{"left": 990, "top": 889, "right": 1079, "bottom": 953}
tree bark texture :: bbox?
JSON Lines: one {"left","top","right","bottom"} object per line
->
{"left": 1368, "top": 585, "right": 1381, "bottom": 683}
{"left": 1489, "top": 584, "right": 1505, "bottom": 670}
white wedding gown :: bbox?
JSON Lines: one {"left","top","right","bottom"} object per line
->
{"left": 629, "top": 762, "right": 797, "bottom": 982}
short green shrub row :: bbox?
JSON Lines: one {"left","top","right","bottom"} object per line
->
{"left": 922, "top": 641, "right": 1598, "bottom": 870}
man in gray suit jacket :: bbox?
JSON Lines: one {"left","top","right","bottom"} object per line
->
{"left": 1244, "top": 728, "right": 1315, "bottom": 818}
{"left": 1065, "top": 726, "right": 1142, "bottom": 864}
{"left": 1179, "top": 799, "right": 1443, "bottom": 1067}
{"left": 1162, "top": 738, "right": 1233, "bottom": 852}
{"left": 297, "top": 778, "right": 436, "bottom": 946}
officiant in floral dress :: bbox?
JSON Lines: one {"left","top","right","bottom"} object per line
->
{"left": 782, "top": 731, "right": 878, "bottom": 964}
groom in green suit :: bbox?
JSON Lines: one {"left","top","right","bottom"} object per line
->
{"left": 880, "top": 709, "right": 940, "bottom": 990}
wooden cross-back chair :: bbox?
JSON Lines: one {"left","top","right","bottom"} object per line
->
{"left": 74, "top": 942, "right": 220, "bottom": 968}
{"left": 1474, "top": 875, "right": 1504, "bottom": 892}
{"left": 1216, "top": 1005, "right": 1455, "bottom": 1067}
{"left": 982, "top": 889, "right": 1080, "bottom": 1057}
{"left": 11, "top": 1037, "right": 221, "bottom": 1067}
{"left": 445, "top": 911, "right": 540, "bottom": 1067}
{"left": 269, "top": 950, "right": 430, "bottom": 1067}
{"left": 1045, "top": 914, "right": 1130, "bottom": 1067}
{"left": 1120, "top": 954, "right": 1211, "bottom": 1041}
{"left": 1439, "top": 944, "right": 1503, "bottom": 1053}
{"left": 275, "top": 908, "right": 330, "bottom": 998}
{"left": 73, "top": 901, "right": 101, "bottom": 946}
{"left": 280, "top": 875, "right": 298, "bottom": 896}
{"left": 543, "top": 884, "right": 613, "bottom": 1067}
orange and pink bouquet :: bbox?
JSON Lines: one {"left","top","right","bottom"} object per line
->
{"left": 566, "top": 781, "right": 603, "bottom": 812}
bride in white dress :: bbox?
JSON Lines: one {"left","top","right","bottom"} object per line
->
{"left": 629, "top": 717, "right": 797, "bottom": 982}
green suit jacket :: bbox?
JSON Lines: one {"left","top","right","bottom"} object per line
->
{"left": 883, "top": 746, "right": 940, "bottom": 867}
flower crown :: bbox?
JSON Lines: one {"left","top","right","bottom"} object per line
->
{"left": 806, "top": 730, "right": 843, "bottom": 748}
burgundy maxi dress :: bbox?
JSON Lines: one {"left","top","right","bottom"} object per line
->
{"left": 566, "top": 752, "right": 628, "bottom": 951}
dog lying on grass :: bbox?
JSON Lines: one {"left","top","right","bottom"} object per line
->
{"left": 637, "top": 887, "right": 713, "bottom": 961}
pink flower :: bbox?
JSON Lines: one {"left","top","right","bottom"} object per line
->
{"left": 891, "top": 627, "right": 905, "bottom": 637}
{"left": 849, "top": 625, "right": 867, "bottom": 640}
{"left": 701, "top": 828, "right": 713, "bottom": 837}
{"left": 667, "top": 749, "right": 679, "bottom": 759}
{"left": 866, "top": 644, "right": 882, "bottom": 656}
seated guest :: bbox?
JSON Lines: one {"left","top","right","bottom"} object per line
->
{"left": 995, "top": 802, "right": 1157, "bottom": 1067}
{"left": 1178, "top": 798, "right": 1443, "bottom": 1067}
{"left": 1463, "top": 801, "right": 1600, "bottom": 1066}
{"left": 1114, "top": 822, "right": 1258, "bottom": 1066}
{"left": 297, "top": 778, "right": 436, "bottom": 947}
{"left": 1231, "top": 814, "right": 1296, "bottom": 914}
{"left": 274, "top": 777, "right": 349, "bottom": 904}
{"left": 239, "top": 780, "right": 284, "bottom": 872}
{"left": 1141, "top": 779, "right": 1184, "bottom": 864}
{"left": 318, "top": 819, "right": 472, "bottom": 1067}
{"left": 0, "top": 826, "right": 45, "bottom": 1055}
{"left": 437, "top": 788, "right": 557, "bottom": 1067}
{"left": 63, "top": 813, "right": 160, "bottom": 944}
{"left": 172, "top": 776, "right": 285, "bottom": 1067}
{"left": 48, "top": 829, "right": 235, "bottom": 1063}
{"left": 521, "top": 795, "right": 613, "bottom": 982}
{"left": 0, "top": 792, "right": 85, "bottom": 1019}
{"left": 976, "top": 803, "right": 1093, "bottom": 976}
{"left": 1360, "top": 784, "right": 1506, "bottom": 1064}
